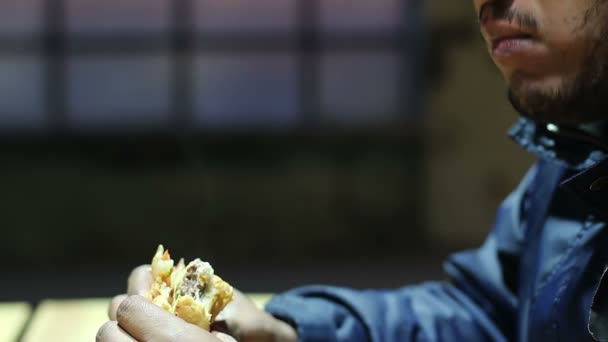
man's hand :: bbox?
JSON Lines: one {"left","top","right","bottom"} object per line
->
{"left": 97, "top": 295, "right": 236, "bottom": 342}
{"left": 106, "top": 265, "right": 298, "bottom": 342}
{"left": 108, "top": 265, "right": 153, "bottom": 320}
{"left": 213, "top": 290, "right": 298, "bottom": 342}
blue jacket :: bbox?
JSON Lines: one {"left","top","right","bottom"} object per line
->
{"left": 265, "top": 119, "right": 608, "bottom": 341}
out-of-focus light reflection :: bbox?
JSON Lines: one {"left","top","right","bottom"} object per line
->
{"left": 0, "top": 56, "right": 46, "bottom": 131}
{"left": 194, "top": 53, "right": 300, "bottom": 130}
{"left": 320, "top": 52, "right": 403, "bottom": 125}
{"left": 196, "top": 0, "right": 298, "bottom": 33}
{"left": 66, "top": 0, "right": 171, "bottom": 33}
{"left": 0, "top": 0, "right": 422, "bottom": 132}
{"left": 0, "top": 0, "right": 43, "bottom": 36}
{"left": 320, "top": 0, "right": 403, "bottom": 32}
{"left": 67, "top": 55, "right": 172, "bottom": 131}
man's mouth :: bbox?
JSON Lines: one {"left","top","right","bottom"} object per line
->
{"left": 482, "top": 20, "right": 540, "bottom": 62}
{"left": 492, "top": 34, "right": 535, "bottom": 55}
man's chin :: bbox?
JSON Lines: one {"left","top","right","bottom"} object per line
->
{"left": 507, "top": 87, "right": 607, "bottom": 125}
{"left": 505, "top": 65, "right": 608, "bottom": 124}
{"left": 507, "top": 88, "right": 577, "bottom": 125}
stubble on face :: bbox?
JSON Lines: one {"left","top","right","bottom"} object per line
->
{"left": 506, "top": 0, "right": 608, "bottom": 124}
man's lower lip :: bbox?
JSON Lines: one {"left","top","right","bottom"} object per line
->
{"left": 492, "top": 38, "right": 537, "bottom": 60}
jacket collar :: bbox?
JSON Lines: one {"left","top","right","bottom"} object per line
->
{"left": 509, "top": 118, "right": 608, "bottom": 171}
{"left": 510, "top": 118, "right": 608, "bottom": 220}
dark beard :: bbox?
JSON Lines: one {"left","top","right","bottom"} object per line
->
{"left": 508, "top": 5, "right": 608, "bottom": 124}
{"left": 508, "top": 42, "right": 608, "bottom": 125}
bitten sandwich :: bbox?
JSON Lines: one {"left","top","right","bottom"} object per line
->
{"left": 146, "top": 245, "right": 233, "bottom": 330}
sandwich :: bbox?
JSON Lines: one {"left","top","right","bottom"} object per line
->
{"left": 146, "top": 245, "right": 234, "bottom": 330}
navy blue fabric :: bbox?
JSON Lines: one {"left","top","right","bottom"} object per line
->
{"left": 265, "top": 118, "right": 608, "bottom": 341}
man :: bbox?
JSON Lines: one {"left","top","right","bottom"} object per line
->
{"left": 97, "top": 0, "right": 608, "bottom": 340}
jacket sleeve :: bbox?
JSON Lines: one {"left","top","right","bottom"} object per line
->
{"left": 265, "top": 165, "right": 538, "bottom": 342}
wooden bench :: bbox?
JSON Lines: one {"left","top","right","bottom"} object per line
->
{"left": 0, "top": 302, "right": 31, "bottom": 342}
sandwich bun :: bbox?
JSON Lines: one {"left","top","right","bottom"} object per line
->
{"left": 146, "top": 245, "right": 233, "bottom": 330}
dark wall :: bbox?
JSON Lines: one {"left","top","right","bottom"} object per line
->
{"left": 2, "top": 134, "right": 422, "bottom": 272}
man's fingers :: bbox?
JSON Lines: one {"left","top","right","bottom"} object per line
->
{"left": 116, "top": 295, "right": 174, "bottom": 341}
{"left": 214, "top": 289, "right": 249, "bottom": 322}
{"left": 109, "top": 294, "right": 128, "bottom": 320}
{"left": 127, "top": 265, "right": 153, "bottom": 296}
{"left": 212, "top": 332, "right": 238, "bottom": 342}
{"left": 96, "top": 321, "right": 138, "bottom": 342}
{"left": 116, "top": 295, "right": 217, "bottom": 342}
{"left": 107, "top": 265, "right": 152, "bottom": 321}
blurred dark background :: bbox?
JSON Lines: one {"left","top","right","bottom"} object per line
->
{"left": 0, "top": 1, "right": 534, "bottom": 301}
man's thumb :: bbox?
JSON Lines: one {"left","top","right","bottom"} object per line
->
{"left": 213, "top": 332, "right": 238, "bottom": 342}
